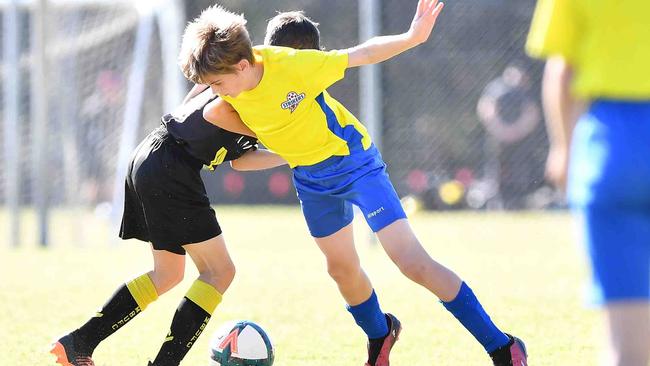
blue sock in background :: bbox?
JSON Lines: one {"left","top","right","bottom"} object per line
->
{"left": 347, "top": 290, "right": 389, "bottom": 339}
{"left": 442, "top": 282, "right": 509, "bottom": 353}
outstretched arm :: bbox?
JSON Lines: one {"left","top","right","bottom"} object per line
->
{"left": 230, "top": 149, "right": 287, "bottom": 171}
{"left": 346, "top": 0, "right": 444, "bottom": 68}
{"left": 203, "top": 98, "right": 256, "bottom": 137}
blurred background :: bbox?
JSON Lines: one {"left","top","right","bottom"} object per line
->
{"left": 0, "top": 0, "right": 557, "bottom": 247}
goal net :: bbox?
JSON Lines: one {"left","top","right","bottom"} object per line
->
{"left": 0, "top": 0, "right": 185, "bottom": 246}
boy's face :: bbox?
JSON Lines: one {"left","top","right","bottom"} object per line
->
{"left": 205, "top": 71, "right": 246, "bottom": 98}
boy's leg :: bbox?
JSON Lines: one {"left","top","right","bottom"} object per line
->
{"left": 314, "top": 223, "right": 399, "bottom": 366}
{"left": 376, "top": 220, "right": 511, "bottom": 353}
{"left": 294, "top": 155, "right": 398, "bottom": 365}
{"left": 51, "top": 249, "right": 182, "bottom": 365}
{"left": 603, "top": 303, "right": 650, "bottom": 366}
{"left": 351, "top": 164, "right": 520, "bottom": 361}
{"left": 581, "top": 206, "right": 650, "bottom": 366}
{"left": 566, "top": 101, "right": 650, "bottom": 366}
{"left": 376, "top": 219, "right": 461, "bottom": 301}
{"left": 150, "top": 235, "right": 234, "bottom": 366}
{"left": 314, "top": 223, "right": 373, "bottom": 306}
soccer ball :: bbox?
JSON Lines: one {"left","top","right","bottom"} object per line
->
{"left": 209, "top": 320, "right": 274, "bottom": 366}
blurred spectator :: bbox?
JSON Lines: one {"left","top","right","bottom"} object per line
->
{"left": 477, "top": 62, "right": 543, "bottom": 209}
{"left": 79, "top": 70, "right": 124, "bottom": 205}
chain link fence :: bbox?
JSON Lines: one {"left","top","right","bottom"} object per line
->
{"left": 189, "top": 0, "right": 553, "bottom": 210}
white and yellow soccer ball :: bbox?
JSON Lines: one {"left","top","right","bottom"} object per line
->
{"left": 209, "top": 320, "right": 274, "bottom": 366}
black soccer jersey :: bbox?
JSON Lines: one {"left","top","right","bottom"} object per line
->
{"left": 162, "top": 89, "right": 257, "bottom": 170}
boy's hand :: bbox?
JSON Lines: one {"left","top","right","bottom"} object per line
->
{"left": 234, "top": 136, "right": 257, "bottom": 154}
{"left": 409, "top": 0, "right": 444, "bottom": 45}
{"left": 545, "top": 145, "right": 569, "bottom": 192}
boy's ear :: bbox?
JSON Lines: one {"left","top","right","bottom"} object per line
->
{"left": 236, "top": 59, "right": 250, "bottom": 72}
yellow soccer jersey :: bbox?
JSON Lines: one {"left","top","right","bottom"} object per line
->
{"left": 526, "top": 0, "right": 650, "bottom": 99}
{"left": 221, "top": 46, "right": 372, "bottom": 168}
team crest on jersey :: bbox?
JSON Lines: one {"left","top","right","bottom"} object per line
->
{"left": 281, "top": 91, "right": 306, "bottom": 113}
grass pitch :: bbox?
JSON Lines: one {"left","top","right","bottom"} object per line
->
{"left": 0, "top": 207, "right": 598, "bottom": 365}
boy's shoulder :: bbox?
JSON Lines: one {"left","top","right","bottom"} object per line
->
{"left": 256, "top": 45, "right": 300, "bottom": 62}
{"left": 255, "top": 45, "right": 327, "bottom": 63}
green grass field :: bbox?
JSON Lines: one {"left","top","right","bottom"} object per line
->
{"left": 0, "top": 207, "right": 599, "bottom": 365}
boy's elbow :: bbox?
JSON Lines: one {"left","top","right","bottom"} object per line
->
{"left": 230, "top": 160, "right": 245, "bottom": 171}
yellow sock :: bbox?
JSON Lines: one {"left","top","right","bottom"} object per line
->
{"left": 126, "top": 274, "right": 159, "bottom": 311}
{"left": 185, "top": 279, "right": 222, "bottom": 314}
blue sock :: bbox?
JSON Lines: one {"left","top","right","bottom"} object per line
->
{"left": 442, "top": 282, "right": 509, "bottom": 353}
{"left": 346, "top": 290, "right": 389, "bottom": 339}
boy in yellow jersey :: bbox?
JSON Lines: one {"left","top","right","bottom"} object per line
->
{"left": 527, "top": 1, "right": 650, "bottom": 365}
{"left": 48, "top": 15, "right": 339, "bottom": 366}
{"left": 179, "top": 3, "right": 528, "bottom": 365}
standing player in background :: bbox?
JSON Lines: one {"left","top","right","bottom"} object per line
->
{"left": 181, "top": 2, "right": 528, "bottom": 365}
{"left": 49, "top": 55, "right": 284, "bottom": 366}
{"left": 527, "top": 1, "right": 650, "bottom": 365}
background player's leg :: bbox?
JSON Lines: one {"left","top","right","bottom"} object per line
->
{"left": 581, "top": 206, "right": 650, "bottom": 366}
{"left": 151, "top": 235, "right": 234, "bottom": 366}
{"left": 602, "top": 303, "right": 650, "bottom": 366}
{"left": 568, "top": 101, "right": 650, "bottom": 366}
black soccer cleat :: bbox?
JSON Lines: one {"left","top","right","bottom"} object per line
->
{"left": 489, "top": 333, "right": 528, "bottom": 366}
{"left": 50, "top": 333, "right": 95, "bottom": 366}
{"left": 365, "top": 313, "right": 402, "bottom": 366}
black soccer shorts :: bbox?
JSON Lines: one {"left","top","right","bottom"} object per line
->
{"left": 119, "top": 126, "right": 222, "bottom": 255}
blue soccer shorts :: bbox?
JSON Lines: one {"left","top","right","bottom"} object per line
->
{"left": 567, "top": 100, "right": 650, "bottom": 304}
{"left": 292, "top": 145, "right": 407, "bottom": 238}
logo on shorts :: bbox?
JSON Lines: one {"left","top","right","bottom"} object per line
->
{"left": 281, "top": 91, "right": 306, "bottom": 113}
{"left": 367, "top": 206, "right": 385, "bottom": 219}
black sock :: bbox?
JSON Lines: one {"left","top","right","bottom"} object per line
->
{"left": 152, "top": 297, "right": 211, "bottom": 366}
{"left": 73, "top": 285, "right": 141, "bottom": 355}
{"left": 72, "top": 274, "right": 158, "bottom": 355}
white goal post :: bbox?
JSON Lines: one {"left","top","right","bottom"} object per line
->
{"left": 1, "top": 0, "right": 186, "bottom": 247}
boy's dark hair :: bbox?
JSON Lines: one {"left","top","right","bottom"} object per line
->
{"left": 264, "top": 11, "right": 321, "bottom": 50}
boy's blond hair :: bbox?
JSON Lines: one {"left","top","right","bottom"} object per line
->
{"left": 178, "top": 5, "right": 254, "bottom": 83}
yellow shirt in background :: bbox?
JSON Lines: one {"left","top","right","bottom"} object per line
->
{"left": 526, "top": 0, "right": 650, "bottom": 99}
{"left": 222, "top": 46, "right": 372, "bottom": 168}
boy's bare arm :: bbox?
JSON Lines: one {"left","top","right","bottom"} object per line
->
{"left": 230, "top": 149, "right": 287, "bottom": 171}
{"left": 346, "top": 0, "right": 444, "bottom": 68}
{"left": 541, "top": 56, "right": 586, "bottom": 190}
{"left": 182, "top": 84, "right": 209, "bottom": 104}
{"left": 203, "top": 98, "right": 257, "bottom": 137}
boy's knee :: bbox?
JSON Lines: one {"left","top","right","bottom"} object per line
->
{"left": 391, "top": 252, "right": 428, "bottom": 283}
{"left": 200, "top": 262, "right": 236, "bottom": 289}
{"left": 399, "top": 261, "right": 428, "bottom": 283}
{"left": 221, "top": 262, "right": 236, "bottom": 284}
{"left": 326, "top": 261, "right": 361, "bottom": 282}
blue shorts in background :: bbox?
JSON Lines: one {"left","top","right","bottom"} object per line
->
{"left": 292, "top": 145, "right": 407, "bottom": 238}
{"left": 568, "top": 100, "right": 650, "bottom": 303}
